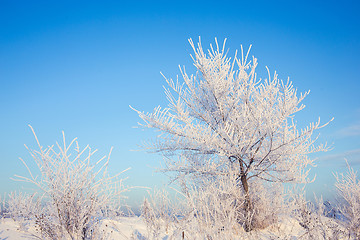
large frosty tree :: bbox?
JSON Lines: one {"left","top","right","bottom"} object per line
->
{"left": 133, "top": 38, "right": 331, "bottom": 230}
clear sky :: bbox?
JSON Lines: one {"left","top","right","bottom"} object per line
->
{"left": 1, "top": 0, "right": 359, "bottom": 209}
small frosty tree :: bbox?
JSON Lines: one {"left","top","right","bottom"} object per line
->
{"left": 133, "top": 38, "right": 331, "bottom": 231}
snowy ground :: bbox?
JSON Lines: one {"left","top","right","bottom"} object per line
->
{"left": 0, "top": 215, "right": 345, "bottom": 239}
{"left": 0, "top": 216, "right": 305, "bottom": 240}
{"left": 0, "top": 217, "right": 149, "bottom": 240}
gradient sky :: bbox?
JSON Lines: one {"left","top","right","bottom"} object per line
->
{"left": 1, "top": 0, "right": 359, "bottom": 208}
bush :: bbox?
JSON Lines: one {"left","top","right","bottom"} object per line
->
{"left": 14, "top": 126, "right": 128, "bottom": 239}
{"left": 141, "top": 170, "right": 288, "bottom": 239}
{"left": 4, "top": 191, "right": 41, "bottom": 230}
{"left": 334, "top": 160, "right": 360, "bottom": 238}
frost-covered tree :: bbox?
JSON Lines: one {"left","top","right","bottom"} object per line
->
{"left": 133, "top": 38, "right": 331, "bottom": 231}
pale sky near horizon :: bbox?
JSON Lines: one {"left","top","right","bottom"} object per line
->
{"left": 0, "top": 0, "right": 359, "bottom": 208}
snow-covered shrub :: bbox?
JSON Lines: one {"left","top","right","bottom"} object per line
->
{"left": 15, "top": 126, "right": 128, "bottom": 240}
{"left": 141, "top": 182, "right": 240, "bottom": 239}
{"left": 179, "top": 174, "right": 244, "bottom": 239}
{"left": 0, "top": 194, "right": 5, "bottom": 220}
{"left": 4, "top": 191, "right": 41, "bottom": 230}
{"left": 141, "top": 169, "right": 290, "bottom": 239}
{"left": 141, "top": 189, "right": 179, "bottom": 239}
{"left": 241, "top": 180, "right": 285, "bottom": 230}
{"left": 335, "top": 161, "right": 360, "bottom": 238}
{"left": 141, "top": 198, "right": 160, "bottom": 239}
{"left": 184, "top": 175, "right": 285, "bottom": 234}
{"left": 292, "top": 193, "right": 345, "bottom": 239}
{"left": 5, "top": 191, "right": 40, "bottom": 220}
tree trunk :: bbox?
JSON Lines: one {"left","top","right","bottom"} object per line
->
{"left": 231, "top": 156, "right": 253, "bottom": 231}
{"left": 240, "top": 174, "right": 251, "bottom": 210}
{"left": 240, "top": 173, "right": 253, "bottom": 232}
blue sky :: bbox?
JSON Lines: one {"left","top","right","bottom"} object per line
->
{"left": 0, "top": 0, "right": 359, "bottom": 208}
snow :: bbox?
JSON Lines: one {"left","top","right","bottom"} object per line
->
{"left": 0, "top": 218, "right": 38, "bottom": 239}
{"left": 0, "top": 217, "right": 148, "bottom": 240}
{"left": 0, "top": 215, "right": 342, "bottom": 239}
